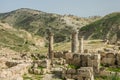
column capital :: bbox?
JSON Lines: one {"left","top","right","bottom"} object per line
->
{"left": 72, "top": 29, "right": 79, "bottom": 35}
{"left": 49, "top": 32, "right": 54, "bottom": 36}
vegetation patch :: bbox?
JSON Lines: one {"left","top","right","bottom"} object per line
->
{"left": 79, "top": 12, "right": 120, "bottom": 43}
{"left": 23, "top": 74, "right": 43, "bottom": 80}
{"left": 88, "top": 40, "right": 102, "bottom": 44}
{"left": 23, "top": 74, "right": 32, "bottom": 80}
{"left": 67, "top": 64, "right": 80, "bottom": 69}
{"left": 95, "top": 75, "right": 120, "bottom": 80}
{"left": 37, "top": 66, "right": 45, "bottom": 70}
{"left": 106, "top": 67, "right": 120, "bottom": 72}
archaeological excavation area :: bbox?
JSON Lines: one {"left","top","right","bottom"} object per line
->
{"left": 0, "top": 29, "right": 120, "bottom": 80}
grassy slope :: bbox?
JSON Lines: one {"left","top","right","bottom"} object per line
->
{"left": 0, "top": 22, "right": 44, "bottom": 53}
{"left": 0, "top": 8, "right": 100, "bottom": 43}
{"left": 39, "top": 40, "right": 105, "bottom": 54}
{"left": 80, "top": 12, "right": 120, "bottom": 43}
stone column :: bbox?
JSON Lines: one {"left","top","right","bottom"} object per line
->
{"left": 48, "top": 32, "right": 54, "bottom": 59}
{"left": 79, "top": 36, "right": 84, "bottom": 53}
{"left": 71, "top": 29, "right": 79, "bottom": 53}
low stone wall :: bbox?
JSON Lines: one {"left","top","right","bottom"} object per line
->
{"left": 33, "top": 59, "right": 51, "bottom": 69}
{"left": 117, "top": 53, "right": 120, "bottom": 66}
{"left": 54, "top": 51, "right": 64, "bottom": 58}
{"left": 99, "top": 70, "right": 120, "bottom": 77}
{"left": 5, "top": 60, "right": 32, "bottom": 68}
{"left": 29, "top": 59, "right": 51, "bottom": 75}
{"left": 100, "top": 52, "right": 120, "bottom": 67}
{"left": 0, "top": 63, "right": 31, "bottom": 80}
{"left": 62, "top": 67, "right": 94, "bottom": 80}
{"left": 53, "top": 51, "right": 71, "bottom": 59}
{"left": 98, "top": 47, "right": 120, "bottom": 67}
{"left": 53, "top": 52, "right": 101, "bottom": 74}
{"left": 66, "top": 53, "right": 100, "bottom": 74}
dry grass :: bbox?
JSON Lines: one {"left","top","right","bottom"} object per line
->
{"left": 38, "top": 39, "right": 107, "bottom": 54}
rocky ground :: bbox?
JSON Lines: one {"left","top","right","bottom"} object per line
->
{"left": 0, "top": 40, "right": 120, "bottom": 80}
{"left": 23, "top": 65, "right": 63, "bottom": 80}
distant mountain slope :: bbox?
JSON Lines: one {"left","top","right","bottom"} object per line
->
{"left": 0, "top": 8, "right": 100, "bottom": 42}
{"left": 0, "top": 21, "right": 45, "bottom": 52}
{"left": 79, "top": 12, "right": 120, "bottom": 43}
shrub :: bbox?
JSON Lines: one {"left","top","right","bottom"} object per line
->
{"left": 67, "top": 64, "right": 79, "bottom": 69}
{"left": 1, "top": 20, "right": 6, "bottom": 23}
{"left": 107, "top": 74, "right": 120, "bottom": 80}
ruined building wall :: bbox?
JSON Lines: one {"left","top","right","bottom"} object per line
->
{"left": 66, "top": 53, "right": 100, "bottom": 73}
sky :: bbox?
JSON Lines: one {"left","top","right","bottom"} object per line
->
{"left": 0, "top": 0, "right": 120, "bottom": 17}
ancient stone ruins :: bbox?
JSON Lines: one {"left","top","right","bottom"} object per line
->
{"left": 0, "top": 29, "right": 120, "bottom": 80}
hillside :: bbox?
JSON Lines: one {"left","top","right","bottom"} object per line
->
{"left": 79, "top": 12, "right": 120, "bottom": 43}
{"left": 0, "top": 21, "right": 45, "bottom": 53}
{"left": 0, "top": 8, "right": 100, "bottom": 42}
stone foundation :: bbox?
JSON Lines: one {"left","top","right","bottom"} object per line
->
{"left": 0, "top": 63, "right": 31, "bottom": 80}
{"left": 62, "top": 67, "right": 94, "bottom": 80}
{"left": 29, "top": 59, "right": 51, "bottom": 75}
{"left": 66, "top": 53, "right": 100, "bottom": 73}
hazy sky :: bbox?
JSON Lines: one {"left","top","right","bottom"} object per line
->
{"left": 0, "top": 0, "right": 120, "bottom": 17}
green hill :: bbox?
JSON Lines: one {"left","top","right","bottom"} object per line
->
{"left": 79, "top": 12, "right": 120, "bottom": 43}
{"left": 0, "top": 21, "right": 45, "bottom": 53}
{"left": 0, "top": 8, "right": 100, "bottom": 43}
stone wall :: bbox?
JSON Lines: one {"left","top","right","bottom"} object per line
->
{"left": 54, "top": 51, "right": 64, "bottom": 58}
{"left": 62, "top": 67, "right": 94, "bottom": 80}
{"left": 66, "top": 53, "right": 100, "bottom": 73}
{"left": 53, "top": 52, "right": 101, "bottom": 74}
{"left": 53, "top": 51, "right": 72, "bottom": 59}
{"left": 5, "top": 60, "right": 32, "bottom": 68}
{"left": 29, "top": 59, "right": 51, "bottom": 75}
{"left": 101, "top": 52, "right": 117, "bottom": 67}
{"left": 32, "top": 59, "right": 51, "bottom": 69}
{"left": 0, "top": 63, "right": 31, "bottom": 80}
{"left": 99, "top": 68, "right": 120, "bottom": 77}
{"left": 117, "top": 53, "right": 120, "bottom": 66}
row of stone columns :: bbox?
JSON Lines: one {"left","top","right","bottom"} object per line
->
{"left": 48, "top": 30, "right": 84, "bottom": 59}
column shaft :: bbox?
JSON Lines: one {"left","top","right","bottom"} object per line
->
{"left": 71, "top": 30, "right": 79, "bottom": 53}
